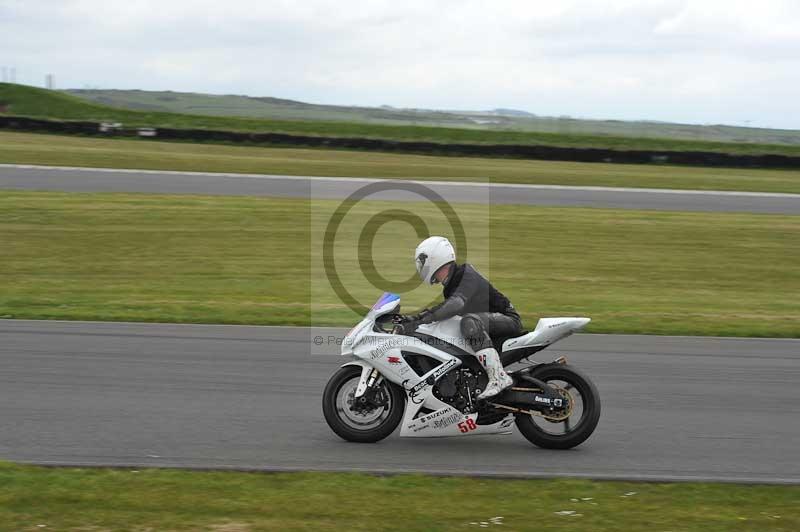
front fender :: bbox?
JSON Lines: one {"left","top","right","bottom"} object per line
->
{"left": 342, "top": 360, "right": 374, "bottom": 398}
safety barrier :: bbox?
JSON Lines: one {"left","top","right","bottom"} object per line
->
{"left": 2, "top": 115, "right": 799, "bottom": 169}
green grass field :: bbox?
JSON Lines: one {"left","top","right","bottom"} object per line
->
{"left": 3, "top": 83, "right": 800, "bottom": 157}
{"left": 3, "top": 131, "right": 800, "bottom": 193}
{"left": 0, "top": 462, "right": 796, "bottom": 531}
{"left": 2, "top": 190, "right": 798, "bottom": 337}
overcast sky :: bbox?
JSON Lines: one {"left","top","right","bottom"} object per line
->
{"left": 2, "top": 0, "right": 799, "bottom": 129}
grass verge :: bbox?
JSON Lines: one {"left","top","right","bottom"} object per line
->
{"left": 0, "top": 462, "right": 797, "bottom": 531}
{"left": 1, "top": 190, "right": 798, "bottom": 337}
{"left": 2, "top": 82, "right": 800, "bottom": 157}
{"left": 2, "top": 131, "right": 800, "bottom": 193}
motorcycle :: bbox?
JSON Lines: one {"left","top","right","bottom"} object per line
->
{"left": 322, "top": 292, "right": 600, "bottom": 449}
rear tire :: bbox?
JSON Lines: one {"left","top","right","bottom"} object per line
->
{"left": 322, "top": 366, "right": 405, "bottom": 443}
{"left": 515, "top": 364, "right": 600, "bottom": 450}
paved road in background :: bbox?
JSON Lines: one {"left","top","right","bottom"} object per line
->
{"left": 2, "top": 319, "right": 798, "bottom": 483}
{"left": 2, "top": 164, "right": 800, "bottom": 213}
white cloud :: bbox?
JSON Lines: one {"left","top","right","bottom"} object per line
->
{"left": 1, "top": 0, "right": 798, "bottom": 128}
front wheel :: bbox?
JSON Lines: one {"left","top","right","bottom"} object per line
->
{"left": 322, "top": 365, "right": 405, "bottom": 443}
{"left": 515, "top": 364, "right": 600, "bottom": 450}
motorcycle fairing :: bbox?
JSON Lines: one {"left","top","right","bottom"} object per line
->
{"left": 401, "top": 404, "right": 514, "bottom": 437}
{"left": 502, "top": 317, "right": 591, "bottom": 351}
{"left": 344, "top": 313, "right": 513, "bottom": 437}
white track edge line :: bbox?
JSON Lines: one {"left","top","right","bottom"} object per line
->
{"left": 2, "top": 318, "right": 799, "bottom": 342}
{"left": 16, "top": 460, "right": 800, "bottom": 485}
{"left": 2, "top": 163, "right": 798, "bottom": 199}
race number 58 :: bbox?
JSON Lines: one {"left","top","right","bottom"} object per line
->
{"left": 457, "top": 418, "right": 477, "bottom": 433}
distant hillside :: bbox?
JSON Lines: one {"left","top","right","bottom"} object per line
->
{"left": 66, "top": 88, "right": 800, "bottom": 146}
{"left": 492, "top": 108, "right": 536, "bottom": 117}
{"left": 3, "top": 83, "right": 800, "bottom": 158}
{"left": 65, "top": 88, "right": 484, "bottom": 128}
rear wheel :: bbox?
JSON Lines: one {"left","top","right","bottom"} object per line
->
{"left": 322, "top": 366, "right": 405, "bottom": 443}
{"left": 515, "top": 364, "right": 600, "bottom": 450}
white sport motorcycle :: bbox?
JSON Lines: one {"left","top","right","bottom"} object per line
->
{"left": 323, "top": 293, "right": 600, "bottom": 449}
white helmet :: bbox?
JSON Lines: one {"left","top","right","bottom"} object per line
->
{"left": 415, "top": 236, "right": 456, "bottom": 285}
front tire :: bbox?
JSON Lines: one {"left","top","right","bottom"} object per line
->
{"left": 322, "top": 366, "right": 405, "bottom": 443}
{"left": 515, "top": 364, "right": 600, "bottom": 450}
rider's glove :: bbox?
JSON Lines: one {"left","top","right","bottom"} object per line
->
{"left": 394, "top": 321, "right": 419, "bottom": 335}
{"left": 393, "top": 310, "right": 433, "bottom": 324}
{"left": 415, "top": 309, "right": 434, "bottom": 324}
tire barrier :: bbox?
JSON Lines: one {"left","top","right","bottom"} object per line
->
{"left": 2, "top": 115, "right": 799, "bottom": 169}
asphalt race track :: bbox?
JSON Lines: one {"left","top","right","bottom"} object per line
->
{"left": 2, "top": 164, "right": 800, "bottom": 214}
{"left": 2, "top": 319, "right": 798, "bottom": 483}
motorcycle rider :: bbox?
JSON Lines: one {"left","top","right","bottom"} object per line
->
{"left": 396, "top": 236, "right": 523, "bottom": 399}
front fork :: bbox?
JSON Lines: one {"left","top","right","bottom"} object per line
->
{"left": 345, "top": 363, "right": 389, "bottom": 412}
{"left": 355, "top": 366, "right": 380, "bottom": 398}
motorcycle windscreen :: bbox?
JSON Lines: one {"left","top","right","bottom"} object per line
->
{"left": 371, "top": 292, "right": 401, "bottom": 316}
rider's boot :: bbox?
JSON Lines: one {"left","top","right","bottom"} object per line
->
{"left": 477, "top": 347, "right": 513, "bottom": 399}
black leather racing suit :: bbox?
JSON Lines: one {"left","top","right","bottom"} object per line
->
{"left": 419, "top": 263, "right": 523, "bottom": 351}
